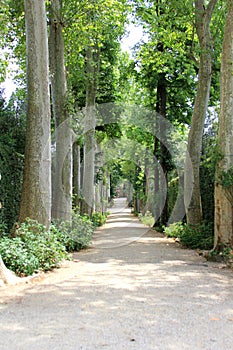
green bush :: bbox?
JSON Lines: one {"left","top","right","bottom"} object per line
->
{"left": 55, "top": 212, "right": 94, "bottom": 252}
{"left": 164, "top": 222, "right": 214, "bottom": 250}
{"left": 91, "top": 212, "right": 108, "bottom": 227}
{"left": 0, "top": 91, "right": 26, "bottom": 230}
{"left": 163, "top": 221, "right": 184, "bottom": 238}
{"left": 179, "top": 223, "right": 214, "bottom": 250}
{"left": 0, "top": 219, "right": 68, "bottom": 276}
{"left": 0, "top": 237, "right": 40, "bottom": 276}
{"left": 138, "top": 211, "right": 154, "bottom": 227}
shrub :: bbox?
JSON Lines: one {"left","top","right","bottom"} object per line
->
{"left": 0, "top": 236, "right": 40, "bottom": 276}
{"left": 0, "top": 219, "right": 68, "bottom": 276}
{"left": 91, "top": 212, "right": 108, "bottom": 227}
{"left": 138, "top": 211, "right": 154, "bottom": 227}
{"left": 55, "top": 212, "right": 94, "bottom": 252}
{"left": 164, "top": 221, "right": 214, "bottom": 250}
{"left": 163, "top": 221, "right": 184, "bottom": 238}
{"left": 179, "top": 223, "right": 214, "bottom": 250}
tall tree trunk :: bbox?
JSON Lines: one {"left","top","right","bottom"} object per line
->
{"left": 19, "top": 0, "right": 51, "bottom": 228}
{"left": 153, "top": 137, "right": 160, "bottom": 223}
{"left": 214, "top": 0, "right": 233, "bottom": 249}
{"left": 49, "top": 0, "right": 72, "bottom": 221}
{"left": 142, "top": 147, "right": 150, "bottom": 215}
{"left": 184, "top": 0, "right": 218, "bottom": 225}
{"left": 157, "top": 73, "right": 169, "bottom": 225}
{"left": 81, "top": 45, "right": 100, "bottom": 215}
{"left": 73, "top": 142, "right": 81, "bottom": 209}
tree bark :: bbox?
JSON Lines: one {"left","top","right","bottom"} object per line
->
{"left": 214, "top": 0, "right": 233, "bottom": 249}
{"left": 0, "top": 255, "right": 20, "bottom": 285}
{"left": 184, "top": 0, "right": 218, "bottom": 225}
{"left": 157, "top": 73, "right": 169, "bottom": 225}
{"left": 73, "top": 142, "right": 81, "bottom": 209}
{"left": 81, "top": 45, "right": 100, "bottom": 215}
{"left": 19, "top": 0, "right": 51, "bottom": 228}
{"left": 49, "top": 0, "right": 72, "bottom": 222}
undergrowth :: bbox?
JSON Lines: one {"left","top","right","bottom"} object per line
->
{"left": 163, "top": 221, "right": 214, "bottom": 250}
{"left": 0, "top": 212, "right": 95, "bottom": 276}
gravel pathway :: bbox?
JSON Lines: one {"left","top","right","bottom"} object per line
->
{"left": 0, "top": 198, "right": 233, "bottom": 350}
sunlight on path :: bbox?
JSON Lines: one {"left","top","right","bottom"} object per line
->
{"left": 93, "top": 197, "right": 150, "bottom": 249}
{"left": 1, "top": 199, "right": 233, "bottom": 350}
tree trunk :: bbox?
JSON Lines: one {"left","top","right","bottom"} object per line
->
{"left": 49, "top": 0, "right": 72, "bottom": 222}
{"left": 153, "top": 137, "right": 160, "bottom": 223}
{"left": 157, "top": 73, "right": 169, "bottom": 225}
{"left": 73, "top": 142, "right": 81, "bottom": 209}
{"left": 0, "top": 255, "right": 20, "bottom": 285}
{"left": 19, "top": 0, "right": 51, "bottom": 228}
{"left": 81, "top": 45, "right": 100, "bottom": 215}
{"left": 214, "top": 1, "right": 233, "bottom": 249}
{"left": 184, "top": 0, "right": 218, "bottom": 225}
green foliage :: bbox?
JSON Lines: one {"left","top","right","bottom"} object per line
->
{"left": 0, "top": 219, "right": 68, "bottom": 276}
{"left": 163, "top": 221, "right": 184, "bottom": 238}
{"left": 167, "top": 175, "right": 179, "bottom": 217}
{"left": 0, "top": 212, "right": 95, "bottom": 276}
{"left": 164, "top": 222, "right": 214, "bottom": 250}
{"left": 179, "top": 223, "right": 214, "bottom": 250}
{"left": 0, "top": 236, "right": 39, "bottom": 276}
{"left": 138, "top": 211, "right": 154, "bottom": 227}
{"left": 0, "top": 91, "right": 26, "bottom": 229}
{"left": 220, "top": 167, "right": 233, "bottom": 189}
{"left": 210, "top": 244, "right": 233, "bottom": 259}
{"left": 54, "top": 212, "right": 94, "bottom": 252}
{"left": 91, "top": 211, "right": 109, "bottom": 227}
{"left": 200, "top": 118, "right": 218, "bottom": 223}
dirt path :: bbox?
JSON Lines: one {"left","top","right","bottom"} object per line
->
{"left": 0, "top": 198, "right": 233, "bottom": 349}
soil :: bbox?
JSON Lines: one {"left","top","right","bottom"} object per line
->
{"left": 0, "top": 198, "right": 233, "bottom": 350}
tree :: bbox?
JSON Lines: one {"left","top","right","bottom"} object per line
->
{"left": 81, "top": 43, "right": 100, "bottom": 215}
{"left": 214, "top": 0, "right": 233, "bottom": 249}
{"left": 134, "top": 0, "right": 197, "bottom": 224}
{"left": 19, "top": 0, "right": 51, "bottom": 228}
{"left": 63, "top": 0, "right": 128, "bottom": 215}
{"left": 184, "top": 0, "right": 218, "bottom": 225}
{"left": 49, "top": 0, "right": 73, "bottom": 221}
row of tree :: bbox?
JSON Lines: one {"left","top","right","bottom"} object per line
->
{"left": 0, "top": 0, "right": 233, "bottom": 255}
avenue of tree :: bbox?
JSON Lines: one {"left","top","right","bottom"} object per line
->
{"left": 0, "top": 0, "right": 233, "bottom": 278}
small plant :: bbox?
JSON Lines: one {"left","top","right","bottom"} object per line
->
{"left": 0, "top": 218, "right": 69, "bottom": 276}
{"left": 179, "top": 223, "right": 214, "bottom": 250}
{"left": 163, "top": 221, "right": 184, "bottom": 238}
{"left": 138, "top": 211, "right": 155, "bottom": 227}
{"left": 55, "top": 212, "right": 94, "bottom": 252}
{"left": 163, "top": 221, "right": 214, "bottom": 250}
{"left": 0, "top": 236, "right": 40, "bottom": 276}
{"left": 0, "top": 222, "right": 7, "bottom": 237}
{"left": 91, "top": 211, "right": 109, "bottom": 227}
{"left": 209, "top": 243, "right": 233, "bottom": 267}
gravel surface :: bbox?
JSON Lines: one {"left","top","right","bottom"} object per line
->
{"left": 0, "top": 198, "right": 233, "bottom": 350}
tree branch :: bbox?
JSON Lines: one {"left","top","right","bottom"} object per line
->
{"left": 206, "top": 0, "right": 219, "bottom": 24}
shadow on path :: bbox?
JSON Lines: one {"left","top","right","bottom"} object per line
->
{"left": 93, "top": 197, "right": 150, "bottom": 249}
{"left": 0, "top": 198, "right": 233, "bottom": 350}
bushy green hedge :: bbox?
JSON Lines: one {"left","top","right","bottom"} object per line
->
{"left": 0, "top": 219, "right": 68, "bottom": 276}
{"left": 163, "top": 221, "right": 214, "bottom": 250}
{"left": 0, "top": 213, "right": 95, "bottom": 276}
{"left": 55, "top": 212, "right": 94, "bottom": 252}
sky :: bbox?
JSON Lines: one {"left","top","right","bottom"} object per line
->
{"left": 121, "top": 23, "right": 145, "bottom": 55}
